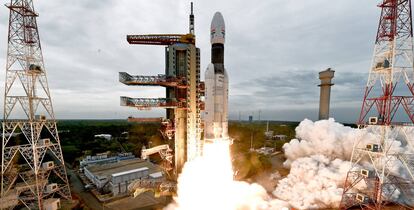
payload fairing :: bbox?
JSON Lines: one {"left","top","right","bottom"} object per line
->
{"left": 204, "top": 12, "right": 229, "bottom": 141}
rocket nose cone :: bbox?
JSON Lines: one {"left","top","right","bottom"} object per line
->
{"left": 211, "top": 12, "right": 225, "bottom": 44}
{"left": 212, "top": 12, "right": 225, "bottom": 28}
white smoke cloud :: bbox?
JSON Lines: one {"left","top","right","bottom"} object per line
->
{"left": 283, "top": 119, "right": 375, "bottom": 167}
{"left": 273, "top": 155, "right": 351, "bottom": 209}
{"left": 166, "top": 119, "right": 414, "bottom": 210}
{"left": 272, "top": 119, "right": 364, "bottom": 208}
{"left": 274, "top": 119, "right": 414, "bottom": 209}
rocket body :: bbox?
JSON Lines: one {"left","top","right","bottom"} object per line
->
{"left": 204, "top": 12, "right": 229, "bottom": 141}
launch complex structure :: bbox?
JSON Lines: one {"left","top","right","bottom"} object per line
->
{"left": 0, "top": 0, "right": 72, "bottom": 209}
{"left": 120, "top": 3, "right": 204, "bottom": 177}
{"left": 340, "top": 0, "right": 414, "bottom": 209}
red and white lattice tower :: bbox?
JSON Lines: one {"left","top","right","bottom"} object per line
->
{"left": 0, "top": 0, "right": 72, "bottom": 209}
{"left": 340, "top": 0, "right": 414, "bottom": 209}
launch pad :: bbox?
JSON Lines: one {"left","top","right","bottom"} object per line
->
{"left": 120, "top": 6, "right": 232, "bottom": 203}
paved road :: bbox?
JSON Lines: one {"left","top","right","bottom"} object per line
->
{"left": 67, "top": 168, "right": 109, "bottom": 210}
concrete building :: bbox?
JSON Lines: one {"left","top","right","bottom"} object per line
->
{"left": 264, "top": 130, "right": 274, "bottom": 139}
{"left": 80, "top": 152, "right": 135, "bottom": 168}
{"left": 318, "top": 68, "right": 335, "bottom": 120}
{"left": 264, "top": 122, "right": 287, "bottom": 141}
{"left": 84, "top": 159, "right": 163, "bottom": 196}
{"left": 94, "top": 134, "right": 112, "bottom": 140}
{"left": 256, "top": 147, "right": 275, "bottom": 155}
{"left": 273, "top": 135, "right": 287, "bottom": 141}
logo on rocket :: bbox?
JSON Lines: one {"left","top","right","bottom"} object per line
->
{"left": 204, "top": 12, "right": 229, "bottom": 141}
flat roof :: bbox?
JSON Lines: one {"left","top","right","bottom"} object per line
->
{"left": 149, "top": 172, "right": 163, "bottom": 178}
{"left": 112, "top": 167, "right": 149, "bottom": 177}
{"left": 86, "top": 159, "right": 161, "bottom": 179}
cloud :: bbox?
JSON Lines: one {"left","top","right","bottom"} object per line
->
{"left": 0, "top": 0, "right": 390, "bottom": 121}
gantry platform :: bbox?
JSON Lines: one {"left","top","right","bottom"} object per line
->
{"left": 120, "top": 97, "right": 186, "bottom": 109}
{"left": 119, "top": 72, "right": 188, "bottom": 88}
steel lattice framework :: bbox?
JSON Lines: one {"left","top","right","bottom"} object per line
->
{"left": 119, "top": 72, "right": 189, "bottom": 88}
{"left": 340, "top": 0, "right": 414, "bottom": 209}
{"left": 121, "top": 3, "right": 202, "bottom": 176}
{"left": 358, "top": 0, "right": 414, "bottom": 125}
{"left": 0, "top": 0, "right": 71, "bottom": 209}
{"left": 127, "top": 34, "right": 195, "bottom": 45}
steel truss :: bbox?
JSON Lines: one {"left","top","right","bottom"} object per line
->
{"left": 120, "top": 97, "right": 184, "bottom": 109}
{"left": 358, "top": 0, "right": 414, "bottom": 125}
{"left": 341, "top": 0, "right": 414, "bottom": 209}
{"left": 119, "top": 72, "right": 189, "bottom": 88}
{"left": 122, "top": 2, "right": 202, "bottom": 180}
{"left": 1, "top": 1, "right": 71, "bottom": 209}
{"left": 340, "top": 126, "right": 414, "bottom": 209}
{"left": 127, "top": 34, "right": 195, "bottom": 45}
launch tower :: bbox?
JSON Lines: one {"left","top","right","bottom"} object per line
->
{"left": 120, "top": 3, "right": 203, "bottom": 176}
{"left": 340, "top": 0, "right": 414, "bottom": 209}
{"left": 0, "top": 0, "right": 72, "bottom": 209}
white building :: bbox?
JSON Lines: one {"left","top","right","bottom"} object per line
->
{"left": 94, "top": 134, "right": 112, "bottom": 140}
{"left": 80, "top": 152, "right": 135, "bottom": 168}
{"left": 84, "top": 159, "right": 164, "bottom": 196}
{"left": 256, "top": 147, "right": 275, "bottom": 155}
{"left": 264, "top": 131, "right": 274, "bottom": 139}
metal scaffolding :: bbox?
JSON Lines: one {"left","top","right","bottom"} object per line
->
{"left": 120, "top": 97, "right": 182, "bottom": 109}
{"left": 340, "top": 0, "right": 414, "bottom": 209}
{"left": 358, "top": 0, "right": 414, "bottom": 126}
{"left": 120, "top": 2, "right": 203, "bottom": 176}
{"left": 0, "top": 0, "right": 71, "bottom": 209}
{"left": 119, "top": 72, "right": 188, "bottom": 88}
{"left": 127, "top": 34, "right": 195, "bottom": 45}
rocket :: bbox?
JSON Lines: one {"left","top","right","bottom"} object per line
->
{"left": 204, "top": 12, "right": 229, "bottom": 141}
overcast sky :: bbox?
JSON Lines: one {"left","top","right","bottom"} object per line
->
{"left": 0, "top": 0, "right": 385, "bottom": 122}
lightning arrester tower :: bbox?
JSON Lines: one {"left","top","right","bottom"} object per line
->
{"left": 340, "top": 0, "right": 414, "bottom": 209}
{"left": 1, "top": 1, "right": 72, "bottom": 209}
